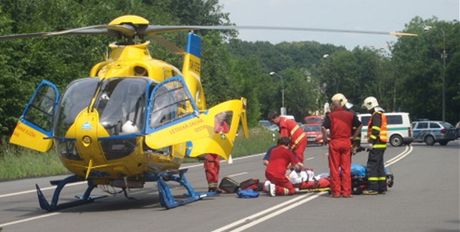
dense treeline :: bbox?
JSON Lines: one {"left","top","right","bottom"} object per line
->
{"left": 0, "top": 1, "right": 459, "bottom": 142}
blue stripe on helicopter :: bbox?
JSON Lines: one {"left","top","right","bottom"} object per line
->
{"left": 185, "top": 141, "right": 192, "bottom": 157}
{"left": 185, "top": 33, "right": 201, "bottom": 58}
{"left": 98, "top": 133, "right": 140, "bottom": 141}
{"left": 19, "top": 117, "right": 52, "bottom": 136}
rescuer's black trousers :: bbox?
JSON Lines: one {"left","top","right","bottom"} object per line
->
{"left": 366, "top": 148, "right": 387, "bottom": 192}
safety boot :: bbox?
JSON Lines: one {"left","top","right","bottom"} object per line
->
{"left": 268, "top": 183, "right": 276, "bottom": 197}
{"left": 362, "top": 190, "right": 378, "bottom": 195}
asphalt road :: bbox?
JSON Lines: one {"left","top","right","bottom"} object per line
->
{"left": 0, "top": 140, "right": 459, "bottom": 232}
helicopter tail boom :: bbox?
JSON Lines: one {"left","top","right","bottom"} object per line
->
{"left": 182, "top": 33, "right": 206, "bottom": 110}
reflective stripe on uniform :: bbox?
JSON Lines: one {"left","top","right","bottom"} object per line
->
{"left": 372, "top": 126, "right": 381, "bottom": 131}
{"left": 292, "top": 133, "right": 306, "bottom": 148}
{"left": 372, "top": 144, "right": 387, "bottom": 149}
{"left": 208, "top": 182, "right": 218, "bottom": 188}
{"left": 368, "top": 177, "right": 386, "bottom": 181}
{"left": 370, "top": 135, "right": 377, "bottom": 139}
{"left": 283, "top": 188, "right": 289, "bottom": 195}
{"left": 291, "top": 125, "right": 300, "bottom": 135}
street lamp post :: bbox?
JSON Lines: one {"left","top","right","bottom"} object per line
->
{"left": 269, "top": 71, "right": 286, "bottom": 115}
{"left": 425, "top": 26, "right": 447, "bottom": 121}
{"left": 441, "top": 29, "right": 447, "bottom": 122}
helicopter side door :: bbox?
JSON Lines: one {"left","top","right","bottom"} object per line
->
{"left": 184, "top": 98, "right": 248, "bottom": 160}
{"left": 10, "top": 80, "right": 60, "bottom": 152}
{"left": 144, "top": 76, "right": 248, "bottom": 160}
{"left": 145, "top": 76, "right": 208, "bottom": 147}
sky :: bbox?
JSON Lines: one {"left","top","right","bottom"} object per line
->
{"left": 219, "top": 0, "right": 459, "bottom": 50}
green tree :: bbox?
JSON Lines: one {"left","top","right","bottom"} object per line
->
{"left": 392, "top": 17, "right": 459, "bottom": 123}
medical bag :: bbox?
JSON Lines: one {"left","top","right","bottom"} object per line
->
{"left": 219, "top": 177, "right": 240, "bottom": 193}
{"left": 239, "top": 178, "right": 260, "bottom": 191}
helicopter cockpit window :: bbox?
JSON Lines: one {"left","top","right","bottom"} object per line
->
{"left": 95, "top": 78, "right": 149, "bottom": 136}
{"left": 150, "top": 80, "right": 194, "bottom": 128}
{"left": 54, "top": 78, "right": 99, "bottom": 137}
{"left": 24, "top": 86, "right": 57, "bottom": 132}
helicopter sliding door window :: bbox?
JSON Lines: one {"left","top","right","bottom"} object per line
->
{"left": 9, "top": 80, "right": 60, "bottom": 152}
{"left": 23, "top": 81, "right": 59, "bottom": 132}
{"left": 148, "top": 76, "right": 198, "bottom": 129}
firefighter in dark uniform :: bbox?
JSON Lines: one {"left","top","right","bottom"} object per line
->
{"left": 362, "top": 96, "right": 388, "bottom": 195}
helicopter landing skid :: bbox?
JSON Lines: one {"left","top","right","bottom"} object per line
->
{"left": 36, "top": 175, "right": 106, "bottom": 211}
{"left": 152, "top": 169, "right": 217, "bottom": 209}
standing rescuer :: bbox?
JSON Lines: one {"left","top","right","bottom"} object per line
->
{"left": 203, "top": 112, "right": 230, "bottom": 192}
{"left": 362, "top": 96, "right": 388, "bottom": 195}
{"left": 268, "top": 112, "right": 307, "bottom": 163}
{"left": 322, "top": 94, "right": 362, "bottom": 198}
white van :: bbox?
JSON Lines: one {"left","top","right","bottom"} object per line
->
{"left": 358, "top": 112, "right": 413, "bottom": 147}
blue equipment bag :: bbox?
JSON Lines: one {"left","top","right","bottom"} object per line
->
{"left": 237, "top": 189, "right": 259, "bottom": 198}
{"left": 351, "top": 163, "right": 367, "bottom": 177}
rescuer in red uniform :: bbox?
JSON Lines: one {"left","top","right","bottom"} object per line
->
{"left": 265, "top": 137, "right": 304, "bottom": 196}
{"left": 268, "top": 112, "right": 307, "bottom": 163}
{"left": 322, "top": 95, "right": 361, "bottom": 198}
{"left": 204, "top": 112, "right": 230, "bottom": 192}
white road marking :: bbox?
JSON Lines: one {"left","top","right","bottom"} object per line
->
{"left": 226, "top": 172, "right": 248, "bottom": 178}
{"left": 0, "top": 213, "right": 60, "bottom": 228}
{"left": 385, "top": 145, "right": 413, "bottom": 167}
{"left": 306, "top": 157, "right": 315, "bottom": 161}
{"left": 212, "top": 193, "right": 317, "bottom": 232}
{"left": 0, "top": 182, "right": 85, "bottom": 198}
{"left": 230, "top": 193, "right": 327, "bottom": 232}
{"left": 386, "top": 145, "right": 409, "bottom": 164}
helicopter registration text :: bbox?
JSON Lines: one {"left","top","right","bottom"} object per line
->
{"left": 13, "top": 122, "right": 37, "bottom": 138}
{"left": 10, "top": 121, "right": 53, "bottom": 152}
{"left": 169, "top": 118, "right": 205, "bottom": 135}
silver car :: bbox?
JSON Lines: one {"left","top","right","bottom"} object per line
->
{"left": 412, "top": 121, "right": 457, "bottom": 145}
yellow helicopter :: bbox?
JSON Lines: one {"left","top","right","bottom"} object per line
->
{"left": 3, "top": 14, "right": 416, "bottom": 210}
{"left": 6, "top": 15, "right": 249, "bottom": 210}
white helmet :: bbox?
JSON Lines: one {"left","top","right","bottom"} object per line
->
{"left": 122, "top": 120, "right": 139, "bottom": 134}
{"left": 362, "top": 96, "right": 379, "bottom": 110}
{"left": 331, "top": 93, "right": 348, "bottom": 107}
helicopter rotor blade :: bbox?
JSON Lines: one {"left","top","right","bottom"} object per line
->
{"left": 0, "top": 23, "right": 416, "bottom": 41}
{"left": 0, "top": 32, "right": 50, "bottom": 40}
{"left": 46, "top": 25, "right": 109, "bottom": 36}
{"left": 0, "top": 24, "right": 141, "bottom": 41}
{"left": 144, "top": 25, "right": 417, "bottom": 37}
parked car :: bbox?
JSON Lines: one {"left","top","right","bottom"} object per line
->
{"left": 411, "top": 120, "right": 457, "bottom": 145}
{"left": 303, "top": 124, "right": 324, "bottom": 145}
{"left": 456, "top": 121, "right": 460, "bottom": 139}
{"left": 258, "top": 120, "right": 278, "bottom": 132}
{"left": 304, "top": 115, "right": 323, "bottom": 125}
{"left": 358, "top": 112, "right": 413, "bottom": 147}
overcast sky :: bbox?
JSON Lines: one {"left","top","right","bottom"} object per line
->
{"left": 219, "top": 0, "right": 459, "bottom": 50}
